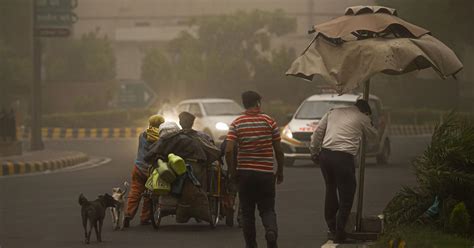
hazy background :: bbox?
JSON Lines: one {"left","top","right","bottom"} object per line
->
{"left": 1, "top": 0, "right": 473, "bottom": 128}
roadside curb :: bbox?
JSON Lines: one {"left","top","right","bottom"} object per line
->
{"left": 1, "top": 152, "right": 88, "bottom": 176}
{"left": 389, "top": 124, "right": 435, "bottom": 136}
{"left": 14, "top": 124, "right": 435, "bottom": 140}
{"left": 18, "top": 127, "right": 144, "bottom": 140}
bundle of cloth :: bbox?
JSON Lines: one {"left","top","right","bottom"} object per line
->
{"left": 144, "top": 122, "right": 221, "bottom": 223}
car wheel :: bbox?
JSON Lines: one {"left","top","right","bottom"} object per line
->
{"left": 284, "top": 157, "right": 295, "bottom": 167}
{"left": 376, "top": 139, "right": 391, "bottom": 165}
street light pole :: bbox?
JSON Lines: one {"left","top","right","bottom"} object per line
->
{"left": 31, "top": 0, "right": 44, "bottom": 150}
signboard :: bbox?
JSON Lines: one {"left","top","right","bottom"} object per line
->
{"left": 35, "top": 0, "right": 78, "bottom": 11}
{"left": 34, "top": 0, "right": 78, "bottom": 37}
{"left": 36, "top": 12, "right": 78, "bottom": 26}
{"left": 117, "top": 80, "right": 157, "bottom": 108}
{"left": 35, "top": 27, "right": 71, "bottom": 37}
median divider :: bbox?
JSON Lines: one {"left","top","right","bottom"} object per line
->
{"left": 389, "top": 124, "right": 436, "bottom": 136}
{"left": 1, "top": 152, "right": 89, "bottom": 176}
{"left": 17, "top": 127, "right": 145, "bottom": 140}
{"left": 15, "top": 125, "right": 436, "bottom": 140}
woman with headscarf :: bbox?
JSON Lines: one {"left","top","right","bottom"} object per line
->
{"left": 124, "top": 114, "right": 165, "bottom": 227}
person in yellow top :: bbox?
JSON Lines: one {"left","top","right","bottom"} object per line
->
{"left": 124, "top": 114, "right": 165, "bottom": 227}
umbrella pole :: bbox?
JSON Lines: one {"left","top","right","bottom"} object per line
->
{"left": 355, "top": 79, "right": 370, "bottom": 232}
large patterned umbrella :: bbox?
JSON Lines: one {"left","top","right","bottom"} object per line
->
{"left": 286, "top": 5, "right": 463, "bottom": 233}
{"left": 287, "top": 6, "right": 462, "bottom": 94}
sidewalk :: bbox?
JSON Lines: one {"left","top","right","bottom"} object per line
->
{"left": 1, "top": 150, "right": 88, "bottom": 176}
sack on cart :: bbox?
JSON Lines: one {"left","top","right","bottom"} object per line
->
{"left": 176, "top": 179, "right": 211, "bottom": 223}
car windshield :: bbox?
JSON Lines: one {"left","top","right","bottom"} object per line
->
{"left": 295, "top": 101, "right": 353, "bottom": 119}
{"left": 202, "top": 102, "right": 244, "bottom": 116}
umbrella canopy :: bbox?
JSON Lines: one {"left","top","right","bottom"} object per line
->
{"left": 286, "top": 34, "right": 463, "bottom": 94}
{"left": 312, "top": 10, "right": 430, "bottom": 42}
{"left": 287, "top": 6, "right": 463, "bottom": 94}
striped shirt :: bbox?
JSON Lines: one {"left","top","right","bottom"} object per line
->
{"left": 226, "top": 107, "right": 280, "bottom": 173}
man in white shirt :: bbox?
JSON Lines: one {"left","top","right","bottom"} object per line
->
{"left": 310, "top": 99, "right": 378, "bottom": 243}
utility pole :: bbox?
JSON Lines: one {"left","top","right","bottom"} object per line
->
{"left": 31, "top": 0, "right": 44, "bottom": 150}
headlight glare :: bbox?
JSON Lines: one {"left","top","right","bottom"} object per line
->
{"left": 282, "top": 126, "right": 293, "bottom": 139}
{"left": 215, "top": 122, "right": 229, "bottom": 131}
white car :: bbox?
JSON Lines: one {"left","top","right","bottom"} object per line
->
{"left": 174, "top": 98, "right": 244, "bottom": 144}
{"left": 281, "top": 94, "right": 391, "bottom": 166}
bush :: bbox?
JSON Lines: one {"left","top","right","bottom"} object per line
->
{"left": 449, "top": 202, "right": 471, "bottom": 236}
{"left": 42, "top": 109, "right": 155, "bottom": 128}
{"left": 384, "top": 114, "right": 474, "bottom": 236}
{"left": 375, "top": 225, "right": 473, "bottom": 248}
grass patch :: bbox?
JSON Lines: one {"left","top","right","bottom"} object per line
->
{"left": 374, "top": 225, "right": 473, "bottom": 248}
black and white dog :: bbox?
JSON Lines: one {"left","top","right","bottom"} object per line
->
{"left": 110, "top": 181, "right": 129, "bottom": 230}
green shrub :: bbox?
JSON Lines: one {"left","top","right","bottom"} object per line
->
{"left": 384, "top": 114, "right": 474, "bottom": 237}
{"left": 374, "top": 225, "right": 473, "bottom": 248}
{"left": 384, "top": 187, "right": 433, "bottom": 227}
{"left": 448, "top": 202, "right": 471, "bottom": 236}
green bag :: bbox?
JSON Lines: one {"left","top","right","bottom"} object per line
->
{"left": 168, "top": 153, "right": 186, "bottom": 176}
{"left": 145, "top": 168, "right": 159, "bottom": 191}
{"left": 145, "top": 168, "right": 171, "bottom": 195}
{"left": 157, "top": 159, "right": 176, "bottom": 184}
{"left": 155, "top": 177, "right": 171, "bottom": 195}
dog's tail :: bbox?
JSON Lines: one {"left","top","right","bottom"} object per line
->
{"left": 78, "top": 193, "right": 89, "bottom": 206}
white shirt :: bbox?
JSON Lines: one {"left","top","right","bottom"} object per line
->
{"left": 310, "top": 106, "right": 378, "bottom": 156}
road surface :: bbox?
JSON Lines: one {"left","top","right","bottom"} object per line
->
{"left": 0, "top": 136, "right": 430, "bottom": 248}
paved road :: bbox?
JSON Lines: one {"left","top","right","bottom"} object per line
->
{"left": 0, "top": 136, "right": 430, "bottom": 248}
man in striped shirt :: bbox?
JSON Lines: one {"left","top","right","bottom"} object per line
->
{"left": 225, "top": 91, "right": 284, "bottom": 248}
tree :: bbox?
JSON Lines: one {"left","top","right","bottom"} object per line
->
{"left": 141, "top": 10, "right": 297, "bottom": 100}
{"left": 0, "top": 0, "right": 33, "bottom": 107}
{"left": 0, "top": 40, "right": 31, "bottom": 107}
{"left": 44, "top": 31, "right": 116, "bottom": 82}
{"left": 141, "top": 48, "right": 173, "bottom": 95}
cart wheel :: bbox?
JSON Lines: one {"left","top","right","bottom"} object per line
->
{"left": 208, "top": 196, "right": 220, "bottom": 229}
{"left": 207, "top": 162, "right": 221, "bottom": 228}
{"left": 150, "top": 199, "right": 162, "bottom": 230}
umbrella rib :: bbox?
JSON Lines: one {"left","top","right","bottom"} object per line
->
{"left": 301, "top": 36, "right": 317, "bottom": 55}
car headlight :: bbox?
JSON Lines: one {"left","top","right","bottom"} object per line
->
{"left": 282, "top": 125, "right": 293, "bottom": 139}
{"left": 215, "top": 122, "right": 229, "bottom": 131}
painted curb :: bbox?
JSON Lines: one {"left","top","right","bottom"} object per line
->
{"left": 17, "top": 127, "right": 145, "bottom": 140}
{"left": 0, "top": 152, "right": 88, "bottom": 176}
{"left": 389, "top": 124, "right": 435, "bottom": 136}
{"left": 14, "top": 125, "right": 435, "bottom": 140}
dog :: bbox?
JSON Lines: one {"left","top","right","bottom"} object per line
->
{"left": 78, "top": 193, "right": 119, "bottom": 244}
{"left": 110, "top": 181, "right": 129, "bottom": 230}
